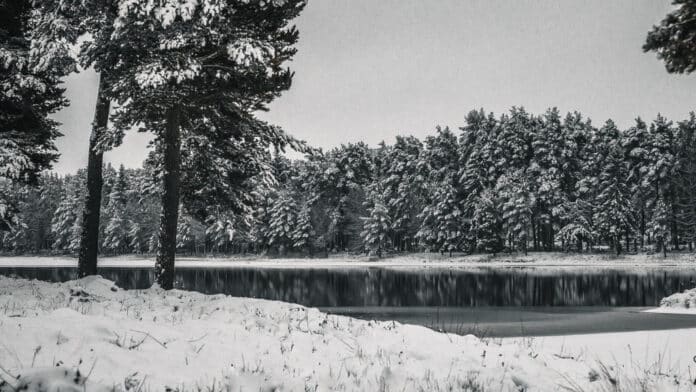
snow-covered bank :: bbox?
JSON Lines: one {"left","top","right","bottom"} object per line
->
{"left": 646, "top": 287, "right": 696, "bottom": 315}
{"left": 1, "top": 251, "right": 696, "bottom": 269}
{"left": 0, "top": 277, "right": 690, "bottom": 391}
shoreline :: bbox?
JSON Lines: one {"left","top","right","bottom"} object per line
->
{"left": 1, "top": 252, "right": 696, "bottom": 270}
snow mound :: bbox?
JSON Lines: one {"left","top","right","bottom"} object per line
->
{"left": 0, "top": 367, "right": 115, "bottom": 392}
{"left": 656, "top": 288, "right": 696, "bottom": 313}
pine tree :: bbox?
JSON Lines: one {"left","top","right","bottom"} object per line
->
{"left": 473, "top": 188, "right": 503, "bottom": 255}
{"left": 459, "top": 110, "right": 498, "bottom": 251}
{"left": 644, "top": 0, "right": 696, "bottom": 74}
{"left": 531, "top": 108, "right": 565, "bottom": 250}
{"left": 176, "top": 209, "right": 204, "bottom": 254}
{"left": 674, "top": 113, "right": 696, "bottom": 248}
{"left": 0, "top": 0, "right": 72, "bottom": 228}
{"left": 267, "top": 191, "right": 297, "bottom": 255}
{"left": 379, "top": 136, "right": 426, "bottom": 250}
{"left": 96, "top": 1, "right": 306, "bottom": 288}
{"left": 556, "top": 200, "right": 595, "bottom": 252}
{"left": 361, "top": 194, "right": 391, "bottom": 258}
{"left": 593, "top": 121, "right": 635, "bottom": 255}
{"left": 102, "top": 165, "right": 129, "bottom": 254}
{"left": 416, "top": 184, "right": 463, "bottom": 255}
{"left": 622, "top": 117, "right": 651, "bottom": 248}
{"left": 292, "top": 203, "right": 315, "bottom": 254}
{"left": 648, "top": 198, "right": 671, "bottom": 257}
{"left": 51, "top": 174, "right": 84, "bottom": 252}
{"left": 498, "top": 170, "right": 534, "bottom": 254}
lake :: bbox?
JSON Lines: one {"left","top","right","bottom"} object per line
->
{"left": 1, "top": 265, "right": 694, "bottom": 307}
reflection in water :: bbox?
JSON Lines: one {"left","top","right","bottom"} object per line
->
{"left": 1, "top": 266, "right": 695, "bottom": 307}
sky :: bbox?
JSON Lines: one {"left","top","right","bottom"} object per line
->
{"left": 51, "top": 0, "right": 696, "bottom": 174}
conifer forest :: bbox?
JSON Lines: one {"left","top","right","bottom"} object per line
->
{"left": 3, "top": 109, "right": 696, "bottom": 259}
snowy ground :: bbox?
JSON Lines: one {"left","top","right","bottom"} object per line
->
{"left": 1, "top": 251, "right": 696, "bottom": 270}
{"left": 2, "top": 277, "right": 694, "bottom": 391}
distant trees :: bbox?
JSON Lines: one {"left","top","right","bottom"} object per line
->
{"left": 6, "top": 105, "right": 696, "bottom": 260}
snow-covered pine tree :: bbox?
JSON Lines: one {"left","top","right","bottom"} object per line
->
{"left": 205, "top": 213, "right": 238, "bottom": 254}
{"left": 379, "top": 136, "right": 426, "bottom": 251}
{"left": 531, "top": 108, "right": 566, "bottom": 251}
{"left": 593, "top": 120, "right": 635, "bottom": 255}
{"left": 50, "top": 174, "right": 84, "bottom": 252}
{"left": 94, "top": 0, "right": 306, "bottom": 289}
{"left": 101, "top": 165, "right": 129, "bottom": 254}
{"left": 266, "top": 191, "right": 297, "bottom": 255}
{"left": 459, "top": 110, "right": 498, "bottom": 251}
{"left": 416, "top": 127, "right": 463, "bottom": 255}
{"left": 621, "top": 117, "right": 651, "bottom": 249}
{"left": 644, "top": 0, "right": 696, "bottom": 75}
{"left": 291, "top": 203, "right": 315, "bottom": 254}
{"left": 648, "top": 198, "right": 671, "bottom": 257}
{"left": 360, "top": 192, "right": 391, "bottom": 258}
{"left": 0, "top": 0, "right": 72, "bottom": 229}
{"left": 176, "top": 208, "right": 204, "bottom": 254}
{"left": 497, "top": 170, "right": 534, "bottom": 254}
{"left": 416, "top": 184, "right": 463, "bottom": 255}
{"left": 299, "top": 143, "right": 373, "bottom": 251}
{"left": 674, "top": 113, "right": 696, "bottom": 248}
{"left": 556, "top": 199, "right": 595, "bottom": 252}
{"left": 646, "top": 115, "right": 679, "bottom": 249}
{"left": 473, "top": 188, "right": 503, "bottom": 255}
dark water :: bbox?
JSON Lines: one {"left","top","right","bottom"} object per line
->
{"left": 1, "top": 266, "right": 695, "bottom": 307}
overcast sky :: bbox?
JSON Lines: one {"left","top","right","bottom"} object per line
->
{"left": 51, "top": 0, "right": 696, "bottom": 174}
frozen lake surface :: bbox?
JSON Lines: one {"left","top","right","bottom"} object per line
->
{"left": 325, "top": 306, "right": 696, "bottom": 337}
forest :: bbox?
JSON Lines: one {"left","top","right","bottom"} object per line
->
{"left": 2, "top": 0, "right": 695, "bottom": 291}
{"left": 3, "top": 107, "right": 696, "bottom": 258}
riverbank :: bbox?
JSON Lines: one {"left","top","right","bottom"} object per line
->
{"left": 1, "top": 251, "right": 696, "bottom": 269}
{"left": 0, "top": 276, "right": 691, "bottom": 391}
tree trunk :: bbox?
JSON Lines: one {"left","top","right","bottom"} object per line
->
{"left": 640, "top": 206, "right": 645, "bottom": 249}
{"left": 155, "top": 105, "right": 182, "bottom": 290}
{"left": 625, "top": 231, "right": 630, "bottom": 253}
{"left": 531, "top": 217, "right": 538, "bottom": 251}
{"left": 77, "top": 76, "right": 110, "bottom": 277}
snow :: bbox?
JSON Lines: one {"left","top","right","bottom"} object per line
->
{"left": 1, "top": 276, "right": 691, "bottom": 391}
{"left": 1, "top": 252, "right": 695, "bottom": 270}
{"left": 646, "top": 287, "right": 696, "bottom": 315}
{"left": 506, "top": 328, "right": 696, "bottom": 388}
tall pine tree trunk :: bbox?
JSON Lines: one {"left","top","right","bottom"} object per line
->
{"left": 155, "top": 105, "right": 182, "bottom": 290}
{"left": 77, "top": 76, "right": 110, "bottom": 277}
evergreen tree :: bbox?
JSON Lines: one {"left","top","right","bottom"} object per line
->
{"left": 473, "top": 189, "right": 503, "bottom": 255}
{"left": 51, "top": 175, "right": 84, "bottom": 252}
{"left": 96, "top": 1, "right": 306, "bottom": 288}
{"left": 674, "top": 113, "right": 696, "bottom": 248}
{"left": 291, "top": 203, "right": 315, "bottom": 254}
{"left": 648, "top": 198, "right": 671, "bottom": 257}
{"left": 644, "top": 0, "right": 696, "bottom": 74}
{"left": 379, "top": 136, "right": 426, "bottom": 250}
{"left": 498, "top": 170, "right": 534, "bottom": 254}
{"left": 0, "top": 0, "right": 71, "bottom": 228}
{"left": 266, "top": 191, "right": 297, "bottom": 255}
{"left": 102, "top": 165, "right": 129, "bottom": 253}
{"left": 622, "top": 117, "right": 651, "bottom": 248}
{"left": 459, "top": 110, "right": 498, "bottom": 251}
{"left": 360, "top": 193, "right": 391, "bottom": 257}
{"left": 593, "top": 121, "right": 635, "bottom": 255}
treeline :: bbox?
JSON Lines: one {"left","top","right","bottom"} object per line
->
{"left": 3, "top": 107, "right": 696, "bottom": 257}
